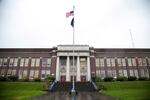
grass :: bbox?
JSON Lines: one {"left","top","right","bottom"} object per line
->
{"left": 97, "top": 81, "right": 150, "bottom": 100}
{"left": 0, "top": 82, "right": 47, "bottom": 100}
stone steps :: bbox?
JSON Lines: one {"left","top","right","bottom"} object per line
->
{"left": 53, "top": 82, "right": 96, "bottom": 92}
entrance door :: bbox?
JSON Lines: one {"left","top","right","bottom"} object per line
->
{"left": 70, "top": 76, "right": 76, "bottom": 82}
{"left": 60, "top": 75, "right": 66, "bottom": 82}
{"left": 81, "top": 76, "right": 86, "bottom": 82}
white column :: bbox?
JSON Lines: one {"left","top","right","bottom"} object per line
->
{"left": 56, "top": 56, "right": 60, "bottom": 81}
{"left": 77, "top": 56, "right": 81, "bottom": 81}
{"left": 87, "top": 56, "right": 91, "bottom": 81}
{"left": 66, "top": 56, "right": 70, "bottom": 81}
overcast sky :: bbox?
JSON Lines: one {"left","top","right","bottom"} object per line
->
{"left": 0, "top": 0, "right": 150, "bottom": 48}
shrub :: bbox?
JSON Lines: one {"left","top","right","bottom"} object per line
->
{"left": 0, "top": 76, "right": 7, "bottom": 81}
{"left": 23, "top": 78, "right": 29, "bottom": 82}
{"left": 42, "top": 81, "right": 51, "bottom": 91}
{"left": 104, "top": 77, "right": 114, "bottom": 82}
{"left": 7, "top": 75, "right": 18, "bottom": 81}
{"left": 92, "top": 77, "right": 96, "bottom": 82}
{"left": 45, "top": 75, "right": 55, "bottom": 82}
{"left": 128, "top": 76, "right": 137, "bottom": 81}
{"left": 95, "top": 77, "right": 102, "bottom": 82}
{"left": 34, "top": 78, "right": 41, "bottom": 82}
{"left": 138, "top": 77, "right": 148, "bottom": 81}
{"left": 117, "top": 76, "right": 127, "bottom": 81}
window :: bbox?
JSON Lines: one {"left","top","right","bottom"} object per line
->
{"left": 42, "top": 58, "right": 47, "bottom": 67}
{"left": 128, "top": 58, "right": 132, "bottom": 66}
{"left": 0, "top": 58, "right": 3, "bottom": 66}
{"left": 129, "top": 70, "right": 134, "bottom": 76}
{"left": 0, "top": 69, "right": 5, "bottom": 76}
{"left": 24, "top": 58, "right": 29, "bottom": 67}
{"left": 20, "top": 58, "right": 24, "bottom": 67}
{"left": 96, "top": 58, "right": 99, "bottom": 67}
{"left": 47, "top": 58, "right": 51, "bottom": 67}
{"left": 31, "top": 58, "right": 35, "bottom": 67}
{"left": 140, "top": 69, "right": 145, "bottom": 77}
{"left": 111, "top": 58, "right": 115, "bottom": 67}
{"left": 9, "top": 58, "right": 14, "bottom": 67}
{"left": 29, "top": 70, "right": 34, "bottom": 79}
{"left": 134, "top": 70, "right": 138, "bottom": 78}
{"left": 119, "top": 70, "right": 123, "bottom": 76}
{"left": 34, "top": 70, "right": 39, "bottom": 78}
{"left": 123, "top": 70, "right": 128, "bottom": 77}
{"left": 107, "top": 70, "right": 112, "bottom": 77}
{"left": 106, "top": 58, "right": 115, "bottom": 67}
{"left": 80, "top": 57, "right": 86, "bottom": 67}
{"left": 100, "top": 70, "right": 105, "bottom": 79}
{"left": 41, "top": 70, "right": 46, "bottom": 79}
{"left": 35, "top": 58, "right": 40, "bottom": 67}
{"left": 112, "top": 70, "right": 117, "bottom": 78}
{"left": 132, "top": 58, "right": 137, "bottom": 66}
{"left": 3, "top": 58, "right": 8, "bottom": 66}
{"left": 19, "top": 70, "right": 23, "bottom": 79}
{"left": 14, "top": 58, "right": 18, "bottom": 66}
{"left": 23, "top": 70, "right": 28, "bottom": 79}
{"left": 41, "top": 70, "right": 50, "bottom": 79}
{"left": 138, "top": 58, "right": 142, "bottom": 66}
{"left": 117, "top": 58, "right": 122, "bottom": 66}
{"left": 96, "top": 70, "right": 100, "bottom": 77}
{"left": 100, "top": 58, "right": 105, "bottom": 67}
{"left": 12, "top": 70, "right": 16, "bottom": 75}
{"left": 7, "top": 69, "right": 12, "bottom": 76}
{"left": 122, "top": 58, "right": 126, "bottom": 66}
{"left": 142, "top": 58, "right": 147, "bottom": 66}
{"left": 60, "top": 57, "right": 67, "bottom": 66}
{"left": 138, "top": 58, "right": 147, "bottom": 66}
{"left": 144, "top": 69, "right": 149, "bottom": 78}
{"left": 70, "top": 57, "right": 77, "bottom": 66}
{"left": 106, "top": 58, "right": 111, "bottom": 67}
{"left": 46, "top": 70, "right": 50, "bottom": 77}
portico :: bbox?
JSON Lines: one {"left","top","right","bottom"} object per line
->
{"left": 55, "top": 45, "right": 91, "bottom": 82}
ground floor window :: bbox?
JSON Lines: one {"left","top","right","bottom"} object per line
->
{"left": 41, "top": 70, "right": 50, "bottom": 79}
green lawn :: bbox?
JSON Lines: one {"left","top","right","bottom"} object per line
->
{"left": 0, "top": 82, "right": 47, "bottom": 100}
{"left": 97, "top": 81, "right": 150, "bottom": 100}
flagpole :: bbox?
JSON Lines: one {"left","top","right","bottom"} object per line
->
{"left": 72, "top": 6, "right": 76, "bottom": 93}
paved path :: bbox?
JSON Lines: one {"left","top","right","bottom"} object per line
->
{"left": 32, "top": 92, "right": 115, "bottom": 100}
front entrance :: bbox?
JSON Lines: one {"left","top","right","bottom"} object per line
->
{"left": 60, "top": 75, "right": 66, "bottom": 82}
{"left": 70, "top": 76, "right": 76, "bottom": 82}
{"left": 81, "top": 76, "right": 86, "bottom": 82}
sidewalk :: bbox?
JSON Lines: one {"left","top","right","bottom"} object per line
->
{"left": 32, "top": 92, "right": 115, "bottom": 100}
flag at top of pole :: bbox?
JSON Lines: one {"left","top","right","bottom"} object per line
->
{"left": 66, "top": 6, "right": 75, "bottom": 28}
{"left": 66, "top": 11, "right": 74, "bottom": 18}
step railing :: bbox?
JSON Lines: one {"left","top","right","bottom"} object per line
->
{"left": 91, "top": 80, "right": 99, "bottom": 91}
{"left": 48, "top": 80, "right": 57, "bottom": 92}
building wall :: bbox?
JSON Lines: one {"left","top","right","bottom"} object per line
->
{"left": 0, "top": 47, "right": 150, "bottom": 81}
{"left": 94, "top": 49, "right": 150, "bottom": 79}
{"left": 0, "top": 48, "right": 56, "bottom": 80}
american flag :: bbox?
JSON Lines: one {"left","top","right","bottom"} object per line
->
{"left": 66, "top": 11, "right": 74, "bottom": 18}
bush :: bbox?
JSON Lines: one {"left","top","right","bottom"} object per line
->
{"left": 34, "top": 78, "right": 41, "bottom": 82}
{"left": 7, "top": 75, "right": 18, "bottom": 81}
{"left": 0, "top": 76, "right": 7, "bottom": 81}
{"left": 117, "top": 76, "right": 127, "bottom": 81}
{"left": 95, "top": 77, "right": 102, "bottom": 82}
{"left": 104, "top": 77, "right": 114, "bottom": 82}
{"left": 92, "top": 77, "right": 96, "bottom": 82}
{"left": 43, "top": 81, "right": 50, "bottom": 91}
{"left": 128, "top": 76, "right": 137, "bottom": 81}
{"left": 45, "top": 75, "right": 55, "bottom": 82}
{"left": 138, "top": 77, "right": 148, "bottom": 81}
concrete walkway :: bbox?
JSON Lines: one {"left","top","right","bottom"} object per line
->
{"left": 32, "top": 92, "right": 115, "bottom": 100}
